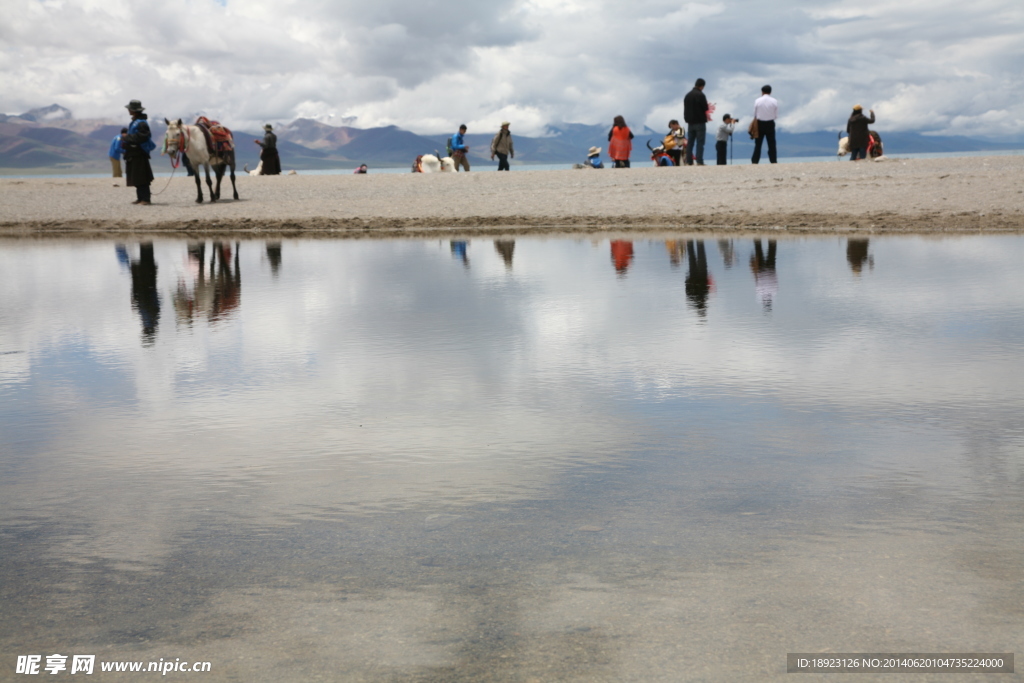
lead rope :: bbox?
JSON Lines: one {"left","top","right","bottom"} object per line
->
{"left": 151, "top": 152, "right": 179, "bottom": 196}
{"left": 153, "top": 131, "right": 189, "bottom": 196}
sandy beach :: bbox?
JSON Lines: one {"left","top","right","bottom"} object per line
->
{"left": 1, "top": 155, "right": 1022, "bottom": 237}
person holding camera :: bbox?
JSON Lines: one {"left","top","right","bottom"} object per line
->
{"left": 716, "top": 113, "right": 738, "bottom": 165}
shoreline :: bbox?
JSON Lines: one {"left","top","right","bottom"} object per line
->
{"left": 3, "top": 211, "right": 1023, "bottom": 240}
{"left": 2, "top": 155, "right": 1022, "bottom": 237}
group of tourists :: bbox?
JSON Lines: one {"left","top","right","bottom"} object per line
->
{"left": 115, "top": 85, "right": 879, "bottom": 203}
{"left": 443, "top": 85, "right": 876, "bottom": 170}
{"left": 590, "top": 80, "right": 781, "bottom": 169}
{"left": 588, "top": 80, "right": 878, "bottom": 168}
{"left": 442, "top": 122, "right": 514, "bottom": 172}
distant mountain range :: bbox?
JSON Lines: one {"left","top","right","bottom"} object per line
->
{"left": 1, "top": 104, "right": 1021, "bottom": 173}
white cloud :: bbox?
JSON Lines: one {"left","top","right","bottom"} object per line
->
{"left": 0, "top": 0, "right": 1022, "bottom": 137}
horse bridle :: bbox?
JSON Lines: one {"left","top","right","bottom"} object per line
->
{"left": 167, "top": 128, "right": 189, "bottom": 169}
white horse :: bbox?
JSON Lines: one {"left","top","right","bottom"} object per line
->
{"left": 414, "top": 154, "right": 456, "bottom": 173}
{"left": 837, "top": 135, "right": 850, "bottom": 157}
{"left": 163, "top": 118, "right": 239, "bottom": 203}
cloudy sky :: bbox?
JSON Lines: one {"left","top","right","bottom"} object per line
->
{"left": 2, "top": 0, "right": 1023, "bottom": 137}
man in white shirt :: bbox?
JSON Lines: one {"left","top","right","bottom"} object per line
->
{"left": 752, "top": 85, "right": 779, "bottom": 164}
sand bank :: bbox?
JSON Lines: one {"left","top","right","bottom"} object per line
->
{"left": 1, "top": 155, "right": 1022, "bottom": 237}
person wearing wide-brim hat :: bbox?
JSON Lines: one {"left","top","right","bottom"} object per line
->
{"left": 586, "top": 146, "right": 604, "bottom": 169}
{"left": 846, "top": 104, "right": 875, "bottom": 161}
{"left": 122, "top": 100, "right": 156, "bottom": 205}
{"left": 254, "top": 123, "right": 281, "bottom": 175}
{"left": 490, "top": 121, "right": 514, "bottom": 171}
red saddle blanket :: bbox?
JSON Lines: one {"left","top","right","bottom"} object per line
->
{"left": 195, "top": 116, "right": 234, "bottom": 152}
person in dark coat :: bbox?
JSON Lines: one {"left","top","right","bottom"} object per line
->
{"left": 122, "top": 100, "right": 155, "bottom": 205}
{"left": 254, "top": 124, "right": 281, "bottom": 175}
{"left": 683, "top": 78, "right": 709, "bottom": 165}
{"left": 846, "top": 105, "right": 876, "bottom": 161}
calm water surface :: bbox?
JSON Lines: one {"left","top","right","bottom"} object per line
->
{"left": 1, "top": 236, "right": 1022, "bottom": 681}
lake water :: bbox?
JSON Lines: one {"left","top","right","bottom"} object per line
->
{"left": 1, "top": 235, "right": 1022, "bottom": 681}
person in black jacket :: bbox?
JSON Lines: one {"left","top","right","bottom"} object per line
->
{"left": 683, "top": 78, "right": 709, "bottom": 165}
{"left": 122, "top": 100, "right": 155, "bottom": 205}
{"left": 846, "top": 105, "right": 876, "bottom": 161}
{"left": 254, "top": 124, "right": 281, "bottom": 175}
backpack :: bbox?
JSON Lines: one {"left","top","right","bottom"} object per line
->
{"left": 446, "top": 137, "right": 454, "bottom": 156}
{"left": 663, "top": 133, "right": 677, "bottom": 150}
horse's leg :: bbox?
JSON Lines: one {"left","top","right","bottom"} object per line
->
{"left": 204, "top": 164, "right": 216, "bottom": 202}
{"left": 228, "top": 157, "right": 238, "bottom": 200}
{"left": 192, "top": 163, "right": 204, "bottom": 203}
{"left": 213, "top": 165, "right": 224, "bottom": 202}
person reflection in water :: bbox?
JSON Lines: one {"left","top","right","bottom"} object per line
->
{"left": 846, "top": 239, "right": 873, "bottom": 275}
{"left": 450, "top": 240, "right": 469, "bottom": 267}
{"left": 266, "top": 242, "right": 282, "bottom": 277}
{"left": 685, "top": 240, "right": 713, "bottom": 317}
{"left": 610, "top": 240, "right": 634, "bottom": 276}
{"left": 664, "top": 240, "right": 684, "bottom": 268}
{"left": 115, "top": 243, "right": 131, "bottom": 271}
{"left": 717, "top": 239, "right": 737, "bottom": 269}
{"left": 130, "top": 242, "right": 160, "bottom": 345}
{"left": 750, "top": 239, "right": 778, "bottom": 312}
{"left": 494, "top": 240, "right": 515, "bottom": 270}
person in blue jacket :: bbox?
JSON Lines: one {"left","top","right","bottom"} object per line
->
{"left": 122, "top": 100, "right": 156, "bottom": 205}
{"left": 451, "top": 124, "right": 470, "bottom": 172}
{"left": 109, "top": 128, "right": 126, "bottom": 178}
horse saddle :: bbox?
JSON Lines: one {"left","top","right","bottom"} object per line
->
{"left": 195, "top": 116, "right": 234, "bottom": 152}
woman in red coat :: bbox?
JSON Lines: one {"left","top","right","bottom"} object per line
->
{"left": 607, "top": 115, "right": 634, "bottom": 168}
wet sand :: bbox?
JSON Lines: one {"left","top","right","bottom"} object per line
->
{"left": 1, "top": 155, "right": 1022, "bottom": 237}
